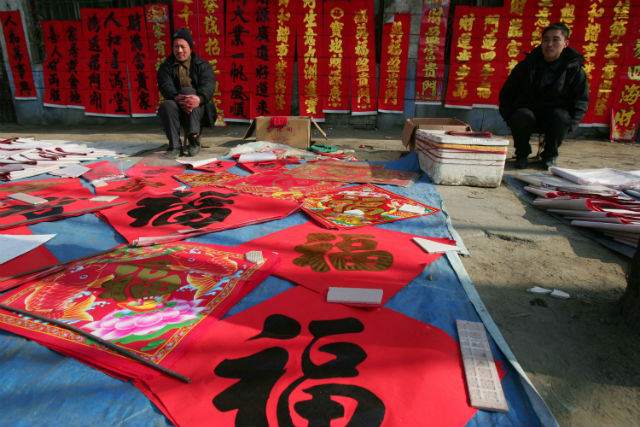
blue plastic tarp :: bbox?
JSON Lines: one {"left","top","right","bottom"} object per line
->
{"left": 0, "top": 152, "right": 553, "bottom": 427}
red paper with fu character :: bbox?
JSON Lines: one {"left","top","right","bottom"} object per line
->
{"left": 97, "top": 187, "right": 301, "bottom": 243}
{"left": 234, "top": 221, "right": 450, "bottom": 306}
{"left": 0, "top": 242, "right": 280, "bottom": 380}
{"left": 136, "top": 286, "right": 489, "bottom": 427}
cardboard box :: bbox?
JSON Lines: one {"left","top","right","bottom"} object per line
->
{"left": 401, "top": 118, "right": 472, "bottom": 151}
{"left": 415, "top": 129, "right": 509, "bottom": 188}
{"left": 243, "top": 116, "right": 327, "bottom": 149}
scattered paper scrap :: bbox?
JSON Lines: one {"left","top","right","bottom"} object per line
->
{"left": 0, "top": 233, "right": 56, "bottom": 264}
{"left": 238, "top": 151, "right": 277, "bottom": 163}
{"left": 90, "top": 195, "right": 119, "bottom": 203}
{"left": 526, "top": 286, "right": 552, "bottom": 294}
{"left": 344, "top": 209, "right": 365, "bottom": 216}
{"left": 550, "top": 289, "right": 570, "bottom": 299}
{"left": 245, "top": 251, "right": 264, "bottom": 264}
{"left": 413, "top": 237, "right": 463, "bottom": 253}
{"left": 327, "top": 286, "right": 383, "bottom": 305}
{"left": 176, "top": 157, "right": 219, "bottom": 168}
{"left": 8, "top": 193, "right": 48, "bottom": 205}
{"left": 49, "top": 164, "right": 91, "bottom": 178}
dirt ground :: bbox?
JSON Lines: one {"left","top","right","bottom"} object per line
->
{"left": 2, "top": 122, "right": 640, "bottom": 426}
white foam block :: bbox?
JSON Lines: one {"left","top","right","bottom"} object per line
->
{"left": 399, "top": 203, "right": 425, "bottom": 214}
{"left": 8, "top": 192, "right": 48, "bottom": 205}
{"left": 245, "top": 250, "right": 264, "bottom": 264}
{"left": 326, "top": 287, "right": 383, "bottom": 305}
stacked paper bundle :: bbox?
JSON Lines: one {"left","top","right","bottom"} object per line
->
{"left": 514, "top": 167, "right": 640, "bottom": 248}
{"left": 0, "top": 137, "right": 160, "bottom": 181}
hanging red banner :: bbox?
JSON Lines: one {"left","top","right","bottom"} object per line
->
{"left": 172, "top": 0, "right": 198, "bottom": 34}
{"left": 249, "top": 0, "right": 277, "bottom": 118}
{"left": 196, "top": 0, "right": 226, "bottom": 125}
{"left": 0, "top": 11, "right": 37, "bottom": 100}
{"left": 124, "top": 6, "right": 156, "bottom": 117}
{"left": 296, "top": 0, "right": 325, "bottom": 121}
{"left": 102, "top": 8, "right": 131, "bottom": 117}
{"left": 223, "top": 0, "right": 256, "bottom": 122}
{"left": 322, "top": 1, "right": 351, "bottom": 113}
{"left": 350, "top": 0, "right": 377, "bottom": 115}
{"left": 610, "top": 10, "right": 640, "bottom": 141}
{"left": 272, "top": 0, "right": 296, "bottom": 115}
{"left": 444, "top": 6, "right": 478, "bottom": 109}
{"left": 60, "top": 20, "right": 85, "bottom": 109}
{"left": 415, "top": 1, "right": 449, "bottom": 105}
{"left": 41, "top": 20, "right": 69, "bottom": 107}
{"left": 144, "top": 3, "right": 171, "bottom": 111}
{"left": 378, "top": 14, "right": 411, "bottom": 113}
{"left": 80, "top": 8, "right": 107, "bottom": 116}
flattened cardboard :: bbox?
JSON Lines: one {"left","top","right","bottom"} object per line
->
{"left": 243, "top": 116, "right": 327, "bottom": 149}
{"left": 401, "top": 117, "right": 472, "bottom": 151}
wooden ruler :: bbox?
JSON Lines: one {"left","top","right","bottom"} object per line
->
{"left": 456, "top": 319, "right": 509, "bottom": 412}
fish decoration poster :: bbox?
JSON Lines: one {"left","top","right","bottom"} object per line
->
{"left": 0, "top": 242, "right": 280, "bottom": 380}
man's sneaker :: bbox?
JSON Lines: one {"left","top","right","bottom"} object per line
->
{"left": 187, "top": 133, "right": 201, "bottom": 157}
{"left": 515, "top": 157, "right": 528, "bottom": 169}
{"left": 543, "top": 157, "right": 557, "bottom": 169}
{"left": 165, "top": 146, "right": 181, "bottom": 158}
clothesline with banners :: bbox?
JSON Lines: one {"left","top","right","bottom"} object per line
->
{"left": 1, "top": 0, "right": 639, "bottom": 139}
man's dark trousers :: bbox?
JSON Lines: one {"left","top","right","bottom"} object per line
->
{"left": 158, "top": 87, "right": 204, "bottom": 150}
{"left": 509, "top": 107, "right": 572, "bottom": 160}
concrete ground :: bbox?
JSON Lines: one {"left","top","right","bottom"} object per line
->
{"left": 1, "top": 121, "right": 640, "bottom": 426}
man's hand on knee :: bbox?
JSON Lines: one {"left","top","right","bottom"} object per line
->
{"left": 175, "top": 94, "right": 200, "bottom": 114}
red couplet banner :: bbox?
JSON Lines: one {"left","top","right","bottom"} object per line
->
{"left": 0, "top": 10, "right": 37, "bottom": 100}
{"left": 223, "top": 0, "right": 255, "bottom": 122}
{"left": 271, "top": 0, "right": 296, "bottom": 116}
{"left": 415, "top": 0, "right": 449, "bottom": 105}
{"left": 80, "top": 8, "right": 106, "bottom": 116}
{"left": 322, "top": 0, "right": 352, "bottom": 114}
{"left": 41, "top": 20, "right": 70, "bottom": 107}
{"left": 378, "top": 14, "right": 411, "bottom": 114}
{"left": 195, "top": 0, "right": 226, "bottom": 125}
{"left": 350, "top": 0, "right": 377, "bottom": 115}
{"left": 144, "top": 4, "right": 170, "bottom": 112}
{"left": 296, "top": 0, "right": 325, "bottom": 121}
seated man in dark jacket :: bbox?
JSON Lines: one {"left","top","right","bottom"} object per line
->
{"left": 499, "top": 22, "right": 589, "bottom": 169}
{"left": 157, "top": 28, "right": 216, "bottom": 157}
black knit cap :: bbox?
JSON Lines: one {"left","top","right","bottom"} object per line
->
{"left": 172, "top": 28, "right": 194, "bottom": 49}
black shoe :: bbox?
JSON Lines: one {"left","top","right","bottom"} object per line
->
{"left": 187, "top": 133, "right": 201, "bottom": 157}
{"left": 165, "top": 147, "right": 181, "bottom": 158}
{"left": 543, "top": 157, "right": 557, "bottom": 169}
{"left": 515, "top": 157, "right": 528, "bottom": 169}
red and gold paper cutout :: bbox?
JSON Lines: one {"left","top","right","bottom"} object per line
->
{"left": 0, "top": 242, "right": 280, "bottom": 379}
{"left": 301, "top": 184, "right": 439, "bottom": 229}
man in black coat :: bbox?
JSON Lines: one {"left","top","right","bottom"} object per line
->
{"left": 499, "top": 23, "right": 589, "bottom": 169}
{"left": 157, "top": 28, "right": 217, "bottom": 157}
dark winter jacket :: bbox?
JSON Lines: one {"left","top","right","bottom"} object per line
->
{"left": 499, "top": 45, "right": 589, "bottom": 131}
{"left": 157, "top": 52, "right": 217, "bottom": 127}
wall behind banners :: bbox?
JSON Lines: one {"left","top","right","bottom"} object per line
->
{"left": 0, "top": 0, "right": 634, "bottom": 140}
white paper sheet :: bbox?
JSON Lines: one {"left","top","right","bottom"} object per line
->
{"left": 0, "top": 233, "right": 56, "bottom": 264}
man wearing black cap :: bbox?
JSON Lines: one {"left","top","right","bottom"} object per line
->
{"left": 499, "top": 22, "right": 589, "bottom": 169}
{"left": 157, "top": 28, "right": 216, "bottom": 157}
